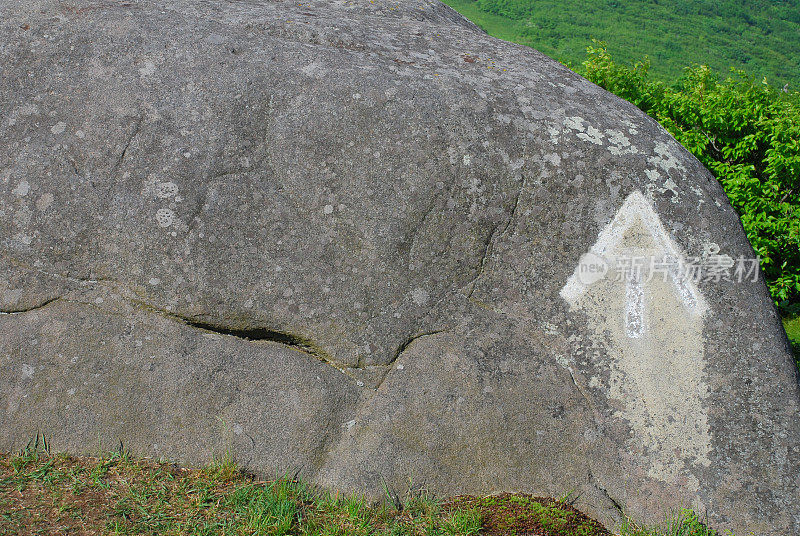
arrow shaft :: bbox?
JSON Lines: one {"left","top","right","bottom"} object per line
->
{"left": 625, "top": 272, "right": 645, "bottom": 338}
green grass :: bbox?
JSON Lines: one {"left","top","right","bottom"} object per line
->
{"left": 441, "top": 0, "right": 800, "bottom": 88}
{"left": 784, "top": 315, "right": 800, "bottom": 367}
{"left": 0, "top": 446, "right": 480, "bottom": 536}
{"left": 621, "top": 509, "right": 725, "bottom": 536}
{"left": 0, "top": 446, "right": 726, "bottom": 536}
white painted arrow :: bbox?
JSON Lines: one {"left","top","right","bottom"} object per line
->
{"left": 561, "top": 190, "right": 708, "bottom": 337}
{"left": 560, "top": 190, "right": 712, "bottom": 491}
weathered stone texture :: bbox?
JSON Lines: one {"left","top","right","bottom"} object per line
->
{"left": 1, "top": 1, "right": 798, "bottom": 534}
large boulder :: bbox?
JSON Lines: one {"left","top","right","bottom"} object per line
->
{"left": 1, "top": 0, "right": 798, "bottom": 533}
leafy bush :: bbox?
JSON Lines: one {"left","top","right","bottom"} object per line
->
{"left": 581, "top": 42, "right": 800, "bottom": 310}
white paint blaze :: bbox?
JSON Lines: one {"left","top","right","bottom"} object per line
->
{"left": 561, "top": 190, "right": 707, "bottom": 316}
{"left": 560, "top": 190, "right": 712, "bottom": 491}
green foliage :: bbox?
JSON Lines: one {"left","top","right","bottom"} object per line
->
{"left": 580, "top": 42, "right": 800, "bottom": 309}
{"left": 441, "top": 0, "right": 800, "bottom": 88}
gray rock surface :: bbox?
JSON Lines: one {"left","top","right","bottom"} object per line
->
{"left": 1, "top": 0, "right": 798, "bottom": 534}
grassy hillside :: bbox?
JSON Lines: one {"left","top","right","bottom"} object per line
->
{"left": 442, "top": 0, "right": 800, "bottom": 88}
